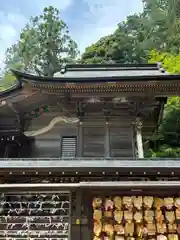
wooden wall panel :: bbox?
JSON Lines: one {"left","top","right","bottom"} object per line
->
{"left": 83, "top": 127, "right": 105, "bottom": 157}
{"left": 31, "top": 126, "right": 78, "bottom": 158}
{"left": 29, "top": 109, "right": 135, "bottom": 158}
{"left": 109, "top": 126, "right": 133, "bottom": 157}
{"left": 29, "top": 111, "right": 78, "bottom": 158}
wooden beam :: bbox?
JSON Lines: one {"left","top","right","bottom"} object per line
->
{"left": 105, "top": 124, "right": 110, "bottom": 157}
{"left": 0, "top": 183, "right": 79, "bottom": 188}
{"left": 1, "top": 181, "right": 180, "bottom": 189}
{"left": 79, "top": 181, "right": 180, "bottom": 187}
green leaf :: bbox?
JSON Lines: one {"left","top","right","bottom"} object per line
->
{"left": 4, "top": 6, "right": 79, "bottom": 77}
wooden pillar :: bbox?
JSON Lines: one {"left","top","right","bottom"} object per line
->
{"left": 105, "top": 123, "right": 110, "bottom": 157}
{"left": 78, "top": 122, "right": 83, "bottom": 157}
{"left": 71, "top": 189, "right": 82, "bottom": 240}
{"left": 135, "top": 118, "right": 144, "bottom": 159}
{"left": 131, "top": 125, "right": 136, "bottom": 159}
{"left": 4, "top": 144, "right": 9, "bottom": 157}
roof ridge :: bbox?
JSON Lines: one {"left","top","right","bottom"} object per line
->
{"left": 57, "top": 63, "right": 160, "bottom": 74}
{"left": 64, "top": 63, "right": 159, "bottom": 69}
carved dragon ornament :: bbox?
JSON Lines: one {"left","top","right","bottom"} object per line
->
{"left": 24, "top": 116, "right": 80, "bottom": 137}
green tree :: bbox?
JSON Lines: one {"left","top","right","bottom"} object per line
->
{"left": 82, "top": 14, "right": 149, "bottom": 64}
{"left": 1, "top": 62, "right": 27, "bottom": 88}
{"left": 82, "top": 0, "right": 180, "bottom": 64}
{"left": 148, "top": 50, "right": 180, "bottom": 157}
{"left": 5, "top": 6, "right": 79, "bottom": 77}
{"left": 143, "top": 0, "right": 180, "bottom": 53}
{"left": 1, "top": 72, "right": 17, "bottom": 88}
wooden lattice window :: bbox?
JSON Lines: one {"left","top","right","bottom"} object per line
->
{"left": 61, "top": 136, "right": 77, "bottom": 157}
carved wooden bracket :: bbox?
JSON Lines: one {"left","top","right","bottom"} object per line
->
{"left": 24, "top": 116, "right": 79, "bottom": 137}
{"left": 134, "top": 118, "right": 143, "bottom": 130}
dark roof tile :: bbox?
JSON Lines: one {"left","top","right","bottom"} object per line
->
{"left": 10, "top": 63, "right": 176, "bottom": 83}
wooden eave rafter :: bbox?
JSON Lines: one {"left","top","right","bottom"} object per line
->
{"left": 13, "top": 81, "right": 180, "bottom": 96}
{"left": 0, "top": 90, "right": 164, "bottom": 132}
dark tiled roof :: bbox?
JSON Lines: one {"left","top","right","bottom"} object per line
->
{"left": 54, "top": 63, "right": 169, "bottom": 78}
{"left": 10, "top": 63, "right": 176, "bottom": 83}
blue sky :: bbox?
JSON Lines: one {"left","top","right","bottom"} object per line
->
{"left": 0, "top": 0, "right": 143, "bottom": 68}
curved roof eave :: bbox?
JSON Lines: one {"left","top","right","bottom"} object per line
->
{"left": 10, "top": 67, "right": 180, "bottom": 84}
{"left": 0, "top": 81, "right": 22, "bottom": 98}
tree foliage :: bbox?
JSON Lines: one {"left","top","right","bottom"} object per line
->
{"left": 1, "top": 72, "right": 17, "bottom": 89}
{"left": 5, "top": 6, "right": 79, "bottom": 77}
{"left": 148, "top": 50, "right": 180, "bottom": 157}
{"left": 82, "top": 0, "right": 180, "bottom": 63}
{"left": 82, "top": 14, "right": 149, "bottom": 64}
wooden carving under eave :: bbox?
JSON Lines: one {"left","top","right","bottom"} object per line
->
{"left": 26, "top": 106, "right": 50, "bottom": 118}
{"left": 29, "top": 82, "right": 180, "bottom": 94}
{"left": 24, "top": 116, "right": 79, "bottom": 137}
